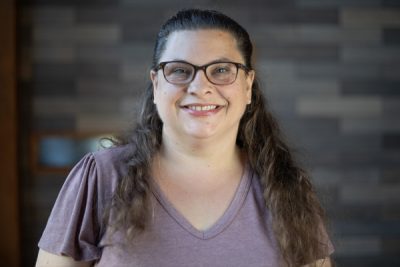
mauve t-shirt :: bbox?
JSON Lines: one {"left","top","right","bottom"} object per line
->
{"left": 38, "top": 146, "right": 333, "bottom": 266}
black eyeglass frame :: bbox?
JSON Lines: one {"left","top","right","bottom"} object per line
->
{"left": 153, "top": 60, "right": 251, "bottom": 85}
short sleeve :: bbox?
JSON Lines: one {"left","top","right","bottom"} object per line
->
{"left": 38, "top": 153, "right": 102, "bottom": 261}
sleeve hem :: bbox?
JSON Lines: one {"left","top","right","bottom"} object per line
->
{"left": 38, "top": 243, "right": 101, "bottom": 262}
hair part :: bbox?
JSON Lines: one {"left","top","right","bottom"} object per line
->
{"left": 109, "top": 8, "right": 331, "bottom": 267}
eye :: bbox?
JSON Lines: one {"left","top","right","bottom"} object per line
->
{"left": 215, "top": 67, "right": 229, "bottom": 73}
{"left": 164, "top": 62, "right": 193, "bottom": 77}
{"left": 210, "top": 63, "right": 234, "bottom": 75}
{"left": 172, "top": 68, "right": 189, "bottom": 74}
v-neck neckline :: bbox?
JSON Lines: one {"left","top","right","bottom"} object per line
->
{"left": 150, "top": 164, "right": 253, "bottom": 240}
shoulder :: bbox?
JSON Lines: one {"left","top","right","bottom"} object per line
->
{"left": 81, "top": 144, "right": 132, "bottom": 202}
{"left": 248, "top": 168, "right": 264, "bottom": 202}
{"left": 91, "top": 144, "right": 132, "bottom": 178}
{"left": 56, "top": 145, "right": 132, "bottom": 204}
{"left": 36, "top": 146, "right": 135, "bottom": 261}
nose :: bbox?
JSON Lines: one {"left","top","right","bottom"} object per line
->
{"left": 187, "top": 69, "right": 213, "bottom": 95}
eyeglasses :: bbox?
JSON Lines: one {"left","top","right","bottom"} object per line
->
{"left": 153, "top": 60, "right": 251, "bottom": 85}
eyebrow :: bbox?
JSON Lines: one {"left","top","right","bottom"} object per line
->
{"left": 166, "top": 57, "right": 239, "bottom": 65}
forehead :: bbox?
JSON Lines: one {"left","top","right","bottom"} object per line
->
{"left": 160, "top": 29, "right": 244, "bottom": 64}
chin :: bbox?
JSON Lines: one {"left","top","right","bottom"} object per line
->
{"left": 183, "top": 127, "right": 218, "bottom": 140}
{"left": 186, "top": 131, "right": 216, "bottom": 140}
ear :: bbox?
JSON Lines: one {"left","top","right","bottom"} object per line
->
{"left": 150, "top": 70, "right": 158, "bottom": 104}
{"left": 245, "top": 70, "right": 255, "bottom": 104}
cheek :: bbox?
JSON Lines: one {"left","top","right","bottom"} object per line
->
{"left": 155, "top": 84, "right": 176, "bottom": 103}
{"left": 154, "top": 87, "right": 182, "bottom": 119}
{"left": 225, "top": 86, "right": 250, "bottom": 105}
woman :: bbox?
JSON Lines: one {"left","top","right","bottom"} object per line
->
{"left": 36, "top": 9, "right": 333, "bottom": 267}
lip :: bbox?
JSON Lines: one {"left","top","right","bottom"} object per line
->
{"left": 180, "top": 104, "right": 224, "bottom": 116}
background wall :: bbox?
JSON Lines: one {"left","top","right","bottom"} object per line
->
{"left": 18, "top": 0, "right": 400, "bottom": 266}
{"left": 0, "top": 0, "right": 19, "bottom": 266}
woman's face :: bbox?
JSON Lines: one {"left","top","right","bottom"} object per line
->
{"left": 151, "top": 29, "right": 254, "bottom": 143}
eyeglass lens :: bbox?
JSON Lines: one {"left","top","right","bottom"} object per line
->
{"left": 163, "top": 62, "right": 238, "bottom": 85}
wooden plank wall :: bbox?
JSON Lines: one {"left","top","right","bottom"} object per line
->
{"left": 0, "top": 0, "right": 20, "bottom": 266}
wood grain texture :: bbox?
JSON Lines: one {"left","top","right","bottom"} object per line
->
{"left": 0, "top": 0, "right": 20, "bottom": 266}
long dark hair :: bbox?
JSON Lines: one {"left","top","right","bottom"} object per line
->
{"left": 110, "top": 9, "right": 331, "bottom": 266}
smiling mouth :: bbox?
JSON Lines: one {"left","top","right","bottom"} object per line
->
{"left": 184, "top": 105, "right": 220, "bottom": 111}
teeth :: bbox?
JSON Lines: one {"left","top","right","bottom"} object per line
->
{"left": 188, "top": 105, "right": 217, "bottom": 111}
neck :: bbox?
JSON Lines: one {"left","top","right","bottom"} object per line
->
{"left": 151, "top": 126, "right": 246, "bottom": 191}
{"left": 159, "top": 128, "right": 242, "bottom": 172}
